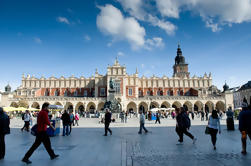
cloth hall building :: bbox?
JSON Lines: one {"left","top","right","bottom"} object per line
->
{"left": 1, "top": 45, "right": 233, "bottom": 114}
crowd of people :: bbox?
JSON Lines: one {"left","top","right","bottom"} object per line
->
{"left": 0, "top": 98, "right": 250, "bottom": 164}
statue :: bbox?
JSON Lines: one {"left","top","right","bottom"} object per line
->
{"left": 109, "top": 78, "right": 114, "bottom": 90}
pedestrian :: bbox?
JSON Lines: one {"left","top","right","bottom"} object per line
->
{"left": 175, "top": 107, "right": 197, "bottom": 145}
{"left": 201, "top": 111, "right": 205, "bottom": 121}
{"left": 207, "top": 110, "right": 221, "bottom": 150}
{"left": 191, "top": 111, "right": 194, "bottom": 120}
{"left": 75, "top": 112, "right": 80, "bottom": 126}
{"left": 21, "top": 110, "right": 31, "bottom": 132}
{"left": 120, "top": 111, "right": 124, "bottom": 123}
{"left": 155, "top": 111, "right": 161, "bottom": 124}
{"left": 226, "top": 107, "right": 235, "bottom": 130}
{"left": 138, "top": 110, "right": 148, "bottom": 134}
{"left": 238, "top": 99, "right": 251, "bottom": 155}
{"left": 69, "top": 112, "right": 74, "bottom": 134}
{"left": 22, "top": 103, "right": 59, "bottom": 164}
{"left": 0, "top": 107, "right": 10, "bottom": 160}
{"left": 103, "top": 108, "right": 112, "bottom": 136}
{"left": 61, "top": 110, "right": 70, "bottom": 136}
{"left": 125, "top": 111, "right": 128, "bottom": 123}
{"left": 205, "top": 109, "right": 209, "bottom": 121}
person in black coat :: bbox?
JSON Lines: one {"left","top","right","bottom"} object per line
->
{"left": 239, "top": 100, "right": 251, "bottom": 155}
{"left": 175, "top": 107, "right": 196, "bottom": 145}
{"left": 61, "top": 110, "right": 71, "bottom": 136}
{"left": 0, "top": 107, "right": 10, "bottom": 160}
{"left": 103, "top": 108, "right": 112, "bottom": 136}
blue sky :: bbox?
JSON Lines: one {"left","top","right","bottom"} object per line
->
{"left": 0, "top": 0, "right": 251, "bottom": 92}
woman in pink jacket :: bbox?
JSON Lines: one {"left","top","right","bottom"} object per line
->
{"left": 75, "top": 112, "right": 80, "bottom": 126}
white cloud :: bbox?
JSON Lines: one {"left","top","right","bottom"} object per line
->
{"left": 117, "top": 51, "right": 124, "bottom": 57}
{"left": 141, "top": 64, "right": 145, "bottom": 68}
{"left": 145, "top": 37, "right": 164, "bottom": 50}
{"left": 34, "top": 37, "right": 42, "bottom": 44}
{"left": 148, "top": 15, "right": 176, "bottom": 35}
{"left": 117, "top": 0, "right": 177, "bottom": 35}
{"left": 117, "top": 0, "right": 146, "bottom": 20}
{"left": 57, "top": 16, "right": 70, "bottom": 24}
{"left": 155, "top": 0, "right": 251, "bottom": 32}
{"left": 84, "top": 35, "right": 91, "bottom": 41}
{"left": 97, "top": 4, "right": 146, "bottom": 49}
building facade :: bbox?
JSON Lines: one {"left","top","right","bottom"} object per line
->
{"left": 1, "top": 45, "right": 233, "bottom": 113}
{"left": 233, "top": 81, "right": 251, "bottom": 109}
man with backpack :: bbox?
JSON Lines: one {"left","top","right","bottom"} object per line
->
{"left": 21, "top": 110, "right": 31, "bottom": 132}
{"left": 175, "top": 107, "right": 197, "bottom": 145}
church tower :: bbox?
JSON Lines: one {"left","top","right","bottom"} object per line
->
{"left": 173, "top": 44, "right": 190, "bottom": 78}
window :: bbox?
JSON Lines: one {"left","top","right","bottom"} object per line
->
{"left": 114, "top": 80, "right": 121, "bottom": 94}
{"left": 128, "top": 88, "right": 133, "bottom": 96}
{"left": 74, "top": 90, "right": 78, "bottom": 96}
{"left": 91, "top": 90, "right": 95, "bottom": 97}
{"left": 45, "top": 89, "right": 49, "bottom": 96}
{"left": 28, "top": 91, "right": 31, "bottom": 96}
{"left": 64, "top": 90, "right": 68, "bottom": 96}
{"left": 54, "top": 90, "right": 59, "bottom": 96}
{"left": 147, "top": 91, "right": 151, "bottom": 96}
{"left": 177, "top": 90, "right": 180, "bottom": 96}
{"left": 139, "top": 90, "right": 143, "bottom": 97}
{"left": 100, "top": 88, "right": 106, "bottom": 96}
{"left": 18, "top": 91, "right": 21, "bottom": 95}
{"left": 157, "top": 90, "right": 163, "bottom": 96}
{"left": 32, "top": 91, "right": 35, "bottom": 95}
{"left": 84, "top": 90, "right": 88, "bottom": 97}
{"left": 166, "top": 90, "right": 170, "bottom": 96}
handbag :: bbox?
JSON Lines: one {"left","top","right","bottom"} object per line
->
{"left": 31, "top": 124, "right": 38, "bottom": 136}
{"left": 205, "top": 126, "right": 210, "bottom": 135}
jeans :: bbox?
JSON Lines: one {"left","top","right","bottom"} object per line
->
{"left": 155, "top": 118, "right": 161, "bottom": 124}
{"left": 23, "top": 131, "right": 56, "bottom": 160}
{"left": 176, "top": 126, "right": 194, "bottom": 142}
{"left": 0, "top": 134, "right": 5, "bottom": 159}
{"left": 104, "top": 123, "right": 112, "bottom": 135}
{"left": 139, "top": 123, "right": 148, "bottom": 133}
{"left": 21, "top": 121, "right": 30, "bottom": 131}
{"left": 209, "top": 128, "right": 218, "bottom": 146}
{"left": 63, "top": 125, "right": 69, "bottom": 136}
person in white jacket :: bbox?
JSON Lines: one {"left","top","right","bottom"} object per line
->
{"left": 138, "top": 110, "right": 148, "bottom": 134}
{"left": 208, "top": 109, "right": 221, "bottom": 150}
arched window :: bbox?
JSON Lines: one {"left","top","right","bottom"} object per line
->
{"left": 44, "top": 89, "right": 50, "bottom": 96}
{"left": 157, "top": 90, "right": 163, "bottom": 96}
{"left": 166, "top": 90, "right": 170, "bottom": 96}
{"left": 54, "top": 89, "right": 59, "bottom": 96}
{"left": 74, "top": 90, "right": 78, "bottom": 96}
{"left": 64, "top": 90, "right": 68, "bottom": 97}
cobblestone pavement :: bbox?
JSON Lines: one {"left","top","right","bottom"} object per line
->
{"left": 1, "top": 118, "right": 250, "bottom": 166}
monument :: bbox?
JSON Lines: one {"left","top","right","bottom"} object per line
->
{"left": 103, "top": 78, "right": 122, "bottom": 113}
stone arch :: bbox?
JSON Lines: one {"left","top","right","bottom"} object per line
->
{"left": 65, "top": 102, "right": 73, "bottom": 112}
{"left": 161, "top": 101, "right": 171, "bottom": 108}
{"left": 86, "top": 102, "right": 96, "bottom": 113}
{"left": 150, "top": 101, "right": 159, "bottom": 109}
{"left": 18, "top": 100, "right": 29, "bottom": 108}
{"left": 127, "top": 102, "right": 137, "bottom": 113}
{"left": 97, "top": 102, "right": 105, "bottom": 112}
{"left": 10, "top": 102, "right": 18, "bottom": 108}
{"left": 216, "top": 101, "right": 225, "bottom": 112}
{"left": 31, "top": 102, "right": 40, "bottom": 109}
{"left": 194, "top": 101, "right": 203, "bottom": 112}
{"left": 75, "top": 102, "right": 84, "bottom": 111}
{"left": 138, "top": 101, "right": 148, "bottom": 114}
{"left": 183, "top": 101, "right": 193, "bottom": 112}
{"left": 172, "top": 101, "right": 182, "bottom": 108}
{"left": 205, "top": 101, "right": 214, "bottom": 113}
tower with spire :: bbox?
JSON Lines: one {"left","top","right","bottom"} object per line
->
{"left": 173, "top": 43, "right": 190, "bottom": 78}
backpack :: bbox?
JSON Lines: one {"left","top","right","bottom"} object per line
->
{"left": 183, "top": 113, "right": 191, "bottom": 128}
{"left": 22, "top": 113, "right": 25, "bottom": 120}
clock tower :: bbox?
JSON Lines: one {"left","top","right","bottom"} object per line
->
{"left": 173, "top": 44, "right": 190, "bottom": 78}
